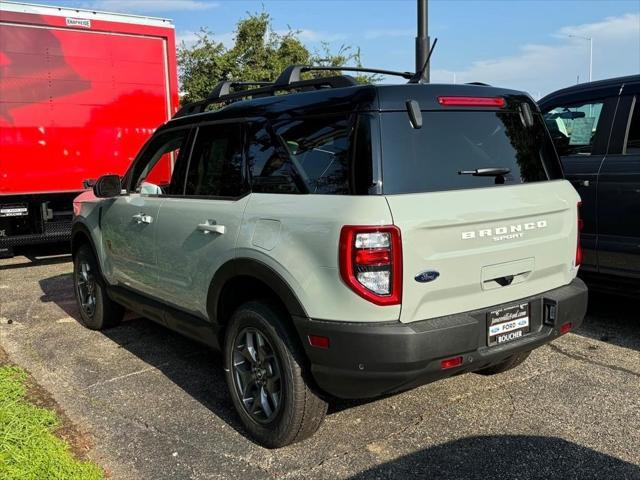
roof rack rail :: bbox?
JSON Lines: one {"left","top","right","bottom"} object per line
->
{"left": 274, "top": 64, "right": 413, "bottom": 86}
{"left": 172, "top": 64, "right": 414, "bottom": 119}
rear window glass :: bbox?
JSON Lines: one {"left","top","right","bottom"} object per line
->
{"left": 380, "top": 111, "right": 562, "bottom": 194}
{"left": 247, "top": 114, "right": 373, "bottom": 195}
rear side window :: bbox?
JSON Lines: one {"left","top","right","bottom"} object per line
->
{"left": 625, "top": 97, "right": 640, "bottom": 154}
{"left": 185, "top": 123, "right": 246, "bottom": 197}
{"left": 247, "top": 115, "right": 372, "bottom": 195}
{"left": 543, "top": 100, "right": 605, "bottom": 156}
{"left": 380, "top": 111, "right": 562, "bottom": 195}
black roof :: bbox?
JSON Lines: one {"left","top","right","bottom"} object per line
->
{"left": 165, "top": 82, "right": 534, "bottom": 131}
{"left": 539, "top": 75, "right": 640, "bottom": 106}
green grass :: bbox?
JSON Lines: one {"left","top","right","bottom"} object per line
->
{"left": 0, "top": 366, "right": 103, "bottom": 480}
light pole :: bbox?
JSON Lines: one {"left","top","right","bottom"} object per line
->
{"left": 569, "top": 34, "right": 593, "bottom": 83}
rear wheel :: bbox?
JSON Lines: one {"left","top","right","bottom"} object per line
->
{"left": 224, "top": 301, "right": 327, "bottom": 448}
{"left": 475, "top": 351, "right": 531, "bottom": 375}
{"left": 73, "top": 244, "right": 124, "bottom": 330}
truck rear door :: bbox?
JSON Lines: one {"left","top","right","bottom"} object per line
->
{"left": 541, "top": 90, "right": 619, "bottom": 272}
{"left": 597, "top": 82, "right": 640, "bottom": 277}
{"left": 380, "top": 105, "right": 580, "bottom": 323}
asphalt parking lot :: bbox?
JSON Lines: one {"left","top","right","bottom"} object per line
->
{"left": 1, "top": 246, "right": 639, "bottom": 480}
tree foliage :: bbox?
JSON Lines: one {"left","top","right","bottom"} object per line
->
{"left": 178, "top": 12, "right": 376, "bottom": 103}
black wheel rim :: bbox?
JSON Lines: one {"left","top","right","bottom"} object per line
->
{"left": 75, "top": 259, "right": 96, "bottom": 318}
{"left": 232, "top": 327, "right": 283, "bottom": 424}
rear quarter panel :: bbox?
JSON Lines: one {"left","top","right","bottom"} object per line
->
{"left": 238, "top": 193, "right": 400, "bottom": 322}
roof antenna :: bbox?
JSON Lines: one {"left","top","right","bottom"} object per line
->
{"left": 409, "top": 37, "right": 438, "bottom": 84}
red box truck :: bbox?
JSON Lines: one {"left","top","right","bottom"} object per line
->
{"left": 0, "top": 1, "right": 179, "bottom": 257}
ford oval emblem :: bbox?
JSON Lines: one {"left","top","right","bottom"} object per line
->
{"left": 415, "top": 270, "right": 440, "bottom": 283}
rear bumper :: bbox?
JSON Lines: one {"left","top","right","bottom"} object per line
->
{"left": 293, "top": 278, "right": 588, "bottom": 399}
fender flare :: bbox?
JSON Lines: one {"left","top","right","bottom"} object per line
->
{"left": 207, "top": 258, "right": 307, "bottom": 325}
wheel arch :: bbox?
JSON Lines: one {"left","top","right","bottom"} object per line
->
{"left": 207, "top": 258, "right": 308, "bottom": 343}
{"left": 70, "top": 222, "right": 106, "bottom": 279}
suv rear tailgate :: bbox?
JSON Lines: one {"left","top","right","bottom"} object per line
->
{"left": 386, "top": 180, "right": 580, "bottom": 323}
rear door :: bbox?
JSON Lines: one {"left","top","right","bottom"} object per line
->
{"left": 597, "top": 83, "right": 640, "bottom": 276}
{"left": 380, "top": 107, "right": 580, "bottom": 323}
{"left": 542, "top": 93, "right": 618, "bottom": 271}
{"left": 154, "top": 122, "right": 250, "bottom": 317}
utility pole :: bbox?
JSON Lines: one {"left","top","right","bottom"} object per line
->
{"left": 415, "top": 0, "right": 430, "bottom": 82}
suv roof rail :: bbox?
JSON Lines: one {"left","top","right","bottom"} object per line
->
{"left": 172, "top": 64, "right": 415, "bottom": 119}
{"left": 274, "top": 64, "right": 413, "bottom": 86}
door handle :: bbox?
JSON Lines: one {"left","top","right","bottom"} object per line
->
{"left": 571, "top": 179, "right": 590, "bottom": 188}
{"left": 132, "top": 213, "right": 153, "bottom": 224}
{"left": 197, "top": 221, "right": 226, "bottom": 235}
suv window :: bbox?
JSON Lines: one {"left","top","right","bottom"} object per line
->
{"left": 185, "top": 123, "right": 246, "bottom": 197}
{"left": 380, "top": 111, "right": 562, "bottom": 195}
{"left": 130, "top": 128, "right": 190, "bottom": 195}
{"left": 247, "top": 115, "right": 372, "bottom": 195}
{"left": 543, "top": 100, "right": 605, "bottom": 156}
{"left": 625, "top": 97, "right": 640, "bottom": 155}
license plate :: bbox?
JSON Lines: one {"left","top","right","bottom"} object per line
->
{"left": 487, "top": 302, "right": 530, "bottom": 346}
{"left": 0, "top": 204, "right": 28, "bottom": 218}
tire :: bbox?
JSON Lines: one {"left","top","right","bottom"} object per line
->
{"left": 224, "top": 301, "right": 328, "bottom": 448}
{"left": 475, "top": 350, "right": 531, "bottom": 376}
{"left": 73, "top": 244, "right": 124, "bottom": 330}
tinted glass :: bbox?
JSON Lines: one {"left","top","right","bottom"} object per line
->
{"left": 626, "top": 97, "right": 640, "bottom": 154}
{"left": 380, "top": 111, "right": 561, "bottom": 195}
{"left": 131, "top": 129, "right": 189, "bottom": 195}
{"left": 543, "top": 100, "right": 604, "bottom": 156}
{"left": 247, "top": 115, "right": 371, "bottom": 195}
{"left": 185, "top": 124, "right": 245, "bottom": 197}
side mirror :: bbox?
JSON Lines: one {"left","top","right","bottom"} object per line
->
{"left": 93, "top": 174, "right": 122, "bottom": 198}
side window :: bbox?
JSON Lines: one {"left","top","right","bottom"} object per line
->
{"left": 247, "top": 115, "right": 356, "bottom": 194}
{"left": 131, "top": 129, "right": 190, "bottom": 195}
{"left": 543, "top": 100, "right": 605, "bottom": 156}
{"left": 625, "top": 97, "right": 640, "bottom": 155}
{"left": 184, "top": 123, "right": 246, "bottom": 197}
{"left": 246, "top": 123, "right": 304, "bottom": 194}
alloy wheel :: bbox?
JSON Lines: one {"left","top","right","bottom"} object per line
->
{"left": 76, "top": 259, "right": 96, "bottom": 318}
{"left": 232, "top": 327, "right": 283, "bottom": 424}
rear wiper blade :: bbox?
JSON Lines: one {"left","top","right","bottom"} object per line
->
{"left": 458, "top": 167, "right": 511, "bottom": 177}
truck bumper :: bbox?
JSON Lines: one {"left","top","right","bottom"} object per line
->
{"left": 293, "top": 278, "right": 588, "bottom": 399}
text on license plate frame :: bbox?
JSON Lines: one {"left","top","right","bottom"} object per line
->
{"left": 487, "top": 302, "right": 530, "bottom": 346}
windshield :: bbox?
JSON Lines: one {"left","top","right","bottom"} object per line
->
{"left": 379, "top": 111, "right": 563, "bottom": 194}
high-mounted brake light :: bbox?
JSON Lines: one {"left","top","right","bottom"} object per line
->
{"left": 576, "top": 202, "right": 583, "bottom": 267}
{"left": 339, "top": 225, "right": 402, "bottom": 306}
{"left": 437, "top": 96, "right": 506, "bottom": 108}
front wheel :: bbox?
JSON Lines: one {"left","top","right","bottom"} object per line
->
{"left": 73, "top": 244, "right": 124, "bottom": 330}
{"left": 224, "top": 301, "right": 328, "bottom": 448}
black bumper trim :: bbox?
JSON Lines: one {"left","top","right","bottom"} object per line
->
{"left": 0, "top": 222, "right": 72, "bottom": 247}
{"left": 293, "top": 278, "right": 588, "bottom": 399}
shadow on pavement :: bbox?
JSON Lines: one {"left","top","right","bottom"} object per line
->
{"left": 575, "top": 291, "right": 640, "bottom": 352}
{"left": 350, "top": 435, "right": 640, "bottom": 480}
{"left": 38, "top": 272, "right": 253, "bottom": 442}
{"left": 0, "top": 243, "right": 71, "bottom": 270}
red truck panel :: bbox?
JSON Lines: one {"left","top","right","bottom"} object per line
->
{"left": 0, "top": 6, "right": 178, "bottom": 195}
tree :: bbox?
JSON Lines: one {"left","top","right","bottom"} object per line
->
{"left": 177, "top": 12, "right": 376, "bottom": 104}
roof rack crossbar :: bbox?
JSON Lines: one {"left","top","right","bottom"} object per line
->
{"left": 274, "top": 64, "right": 413, "bottom": 86}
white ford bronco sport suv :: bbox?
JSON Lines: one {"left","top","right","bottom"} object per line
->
{"left": 71, "top": 65, "right": 588, "bottom": 448}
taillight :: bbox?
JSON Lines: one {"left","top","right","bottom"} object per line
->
{"left": 437, "top": 96, "right": 506, "bottom": 108}
{"left": 339, "top": 225, "right": 402, "bottom": 306}
{"left": 575, "top": 202, "right": 583, "bottom": 267}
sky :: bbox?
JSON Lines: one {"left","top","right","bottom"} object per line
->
{"left": 31, "top": 0, "right": 640, "bottom": 98}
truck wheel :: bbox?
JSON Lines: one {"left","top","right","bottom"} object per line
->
{"left": 73, "top": 244, "right": 124, "bottom": 330}
{"left": 224, "top": 301, "right": 328, "bottom": 448}
{"left": 475, "top": 351, "right": 531, "bottom": 376}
